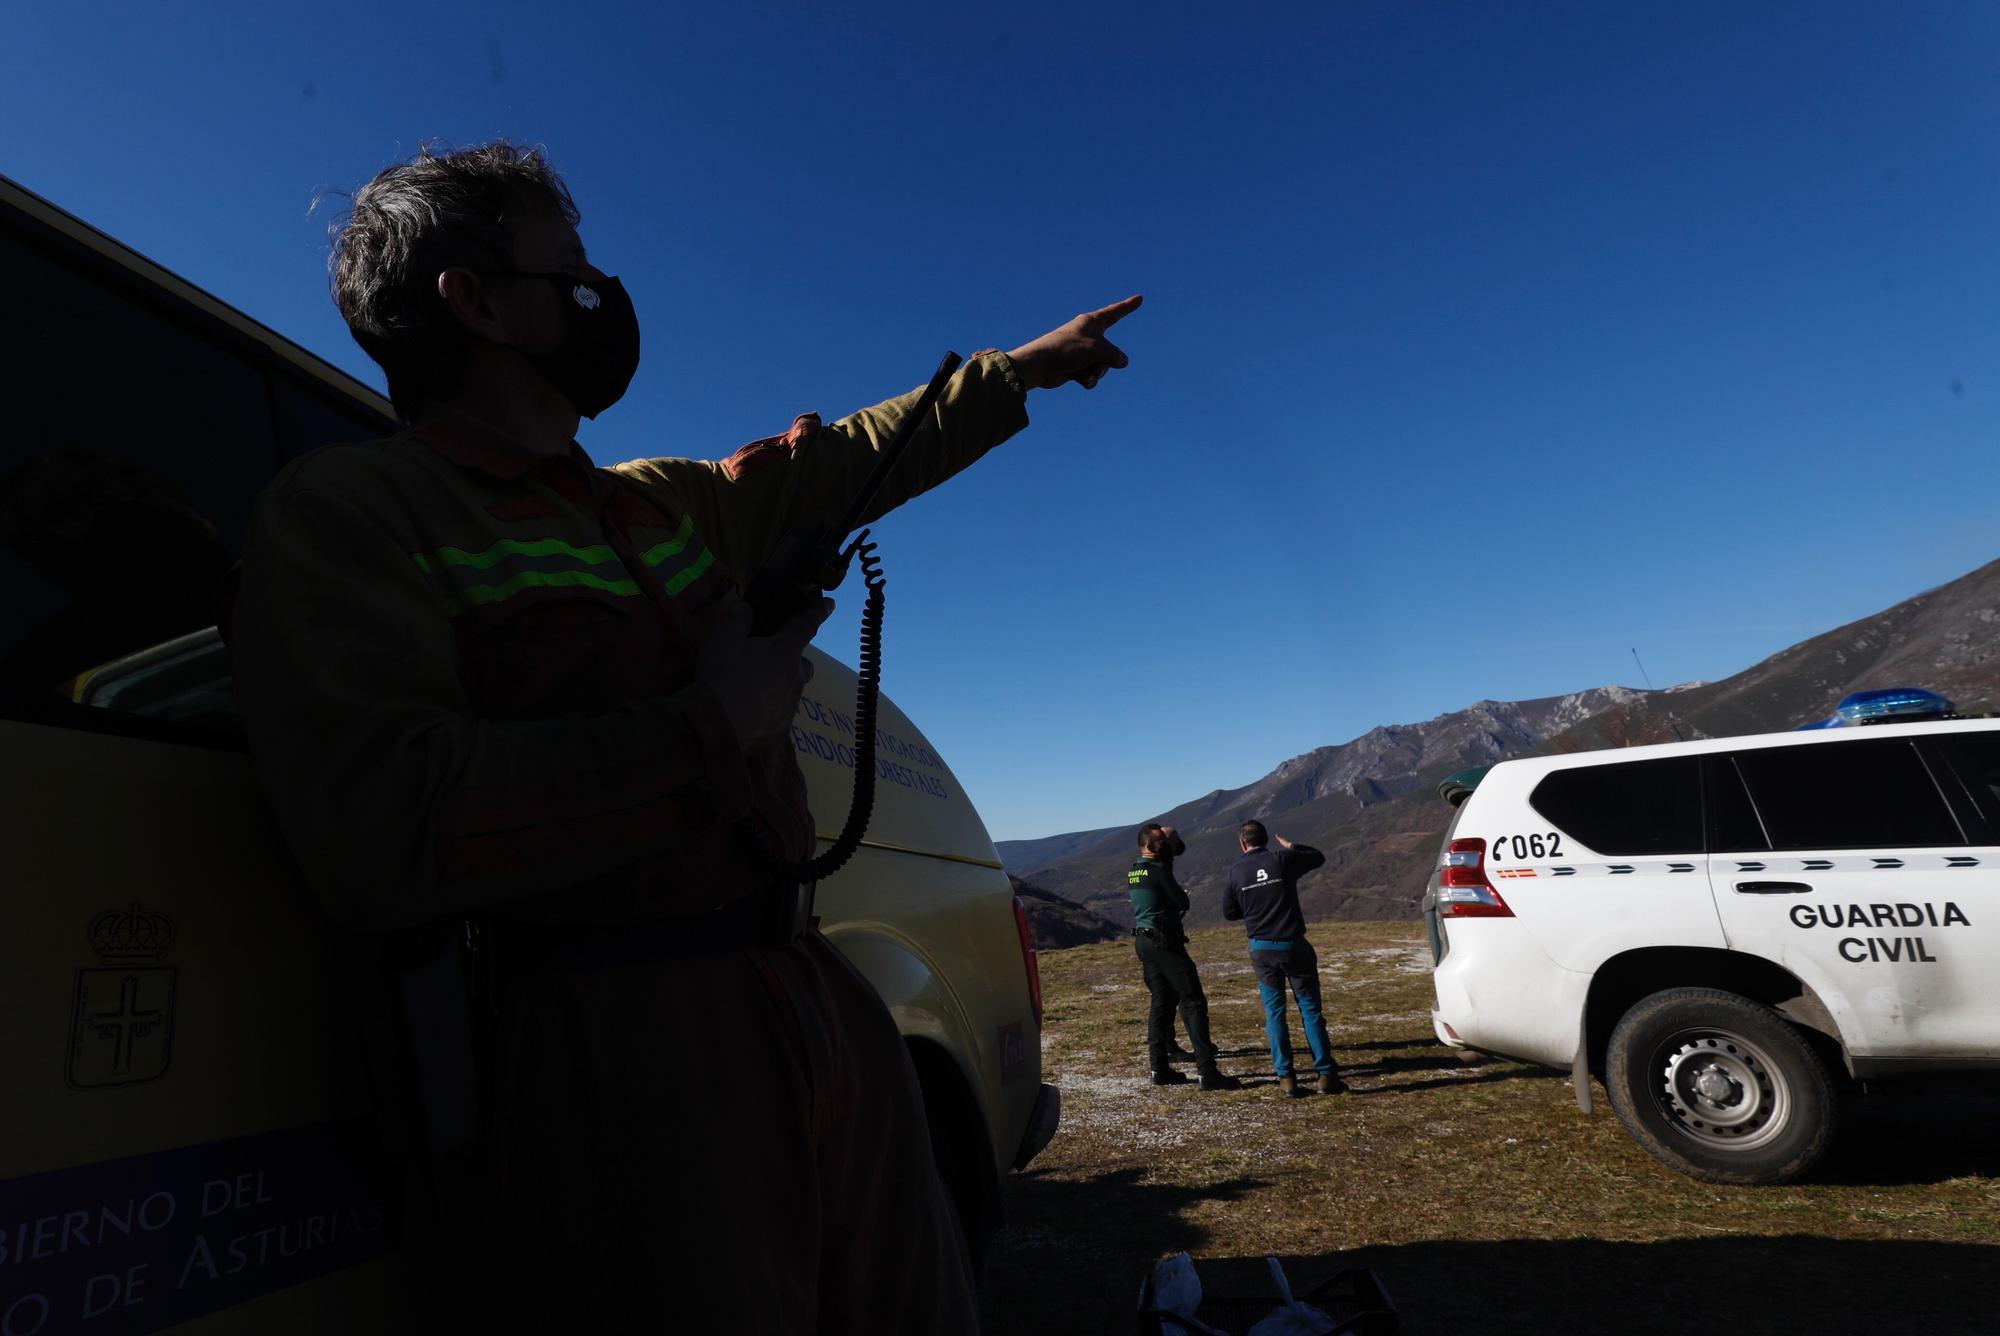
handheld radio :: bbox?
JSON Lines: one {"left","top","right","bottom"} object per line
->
{"left": 746, "top": 350, "right": 962, "bottom": 882}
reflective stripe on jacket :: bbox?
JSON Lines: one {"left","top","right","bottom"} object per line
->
{"left": 231, "top": 352, "right": 1029, "bottom": 930}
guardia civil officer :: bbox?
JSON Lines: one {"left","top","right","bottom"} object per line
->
{"left": 1128, "top": 823, "right": 1241, "bottom": 1090}
{"left": 229, "top": 141, "right": 1142, "bottom": 1334}
{"left": 1222, "top": 820, "right": 1346, "bottom": 1097}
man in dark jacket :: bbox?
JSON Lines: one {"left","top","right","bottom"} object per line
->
{"left": 1222, "top": 820, "right": 1346, "bottom": 1097}
{"left": 231, "top": 141, "right": 1143, "bottom": 1333}
{"left": 1127, "top": 824, "right": 1240, "bottom": 1090}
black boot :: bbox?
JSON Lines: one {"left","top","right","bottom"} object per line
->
{"left": 1197, "top": 1064, "right": 1241, "bottom": 1091}
{"left": 1152, "top": 1067, "right": 1191, "bottom": 1086}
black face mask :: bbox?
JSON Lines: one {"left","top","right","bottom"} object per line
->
{"left": 487, "top": 271, "right": 641, "bottom": 419}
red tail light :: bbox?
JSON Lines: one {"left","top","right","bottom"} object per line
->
{"left": 1437, "top": 837, "right": 1514, "bottom": 918}
{"left": 1012, "top": 896, "right": 1044, "bottom": 1025}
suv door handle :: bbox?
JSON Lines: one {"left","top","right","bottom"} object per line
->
{"left": 1735, "top": 881, "right": 1814, "bottom": 894}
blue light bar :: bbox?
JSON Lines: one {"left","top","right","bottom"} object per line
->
{"left": 1797, "top": 686, "right": 1955, "bottom": 730}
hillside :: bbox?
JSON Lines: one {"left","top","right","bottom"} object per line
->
{"left": 1010, "top": 874, "right": 1124, "bottom": 949}
{"left": 999, "top": 557, "right": 2000, "bottom": 930}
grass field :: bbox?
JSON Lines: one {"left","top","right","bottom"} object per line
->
{"left": 978, "top": 920, "right": 2000, "bottom": 1335}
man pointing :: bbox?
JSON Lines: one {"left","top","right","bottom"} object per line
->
{"left": 230, "top": 140, "right": 1142, "bottom": 1332}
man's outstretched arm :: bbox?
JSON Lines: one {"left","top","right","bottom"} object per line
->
{"left": 621, "top": 297, "right": 1144, "bottom": 582}
{"left": 1005, "top": 294, "right": 1142, "bottom": 391}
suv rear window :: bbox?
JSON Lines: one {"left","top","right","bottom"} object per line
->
{"left": 1731, "top": 738, "right": 1963, "bottom": 850}
{"left": 1937, "top": 733, "right": 2000, "bottom": 831}
{"left": 1529, "top": 755, "right": 1701, "bottom": 855}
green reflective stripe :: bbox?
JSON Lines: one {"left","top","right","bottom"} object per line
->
{"left": 660, "top": 546, "right": 715, "bottom": 595}
{"left": 458, "top": 568, "right": 643, "bottom": 607}
{"left": 421, "top": 536, "right": 620, "bottom": 571}
{"left": 408, "top": 520, "right": 714, "bottom": 613}
{"left": 639, "top": 516, "right": 695, "bottom": 567}
{"left": 407, "top": 512, "right": 716, "bottom": 614}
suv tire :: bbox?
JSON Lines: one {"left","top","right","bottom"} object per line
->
{"left": 1605, "top": 987, "right": 1836, "bottom": 1185}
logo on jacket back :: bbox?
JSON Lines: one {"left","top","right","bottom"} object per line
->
{"left": 1255, "top": 869, "right": 1270, "bottom": 883}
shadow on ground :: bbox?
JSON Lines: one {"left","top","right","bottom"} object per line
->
{"left": 989, "top": 1222, "right": 2000, "bottom": 1335}
{"left": 981, "top": 1079, "right": 2000, "bottom": 1333}
{"left": 1817, "top": 1084, "right": 2000, "bottom": 1186}
{"left": 1338, "top": 1044, "right": 1569, "bottom": 1096}
{"left": 1227, "top": 1036, "right": 1570, "bottom": 1097}
{"left": 1181, "top": 1236, "right": 2000, "bottom": 1336}
{"left": 980, "top": 1166, "right": 1269, "bottom": 1334}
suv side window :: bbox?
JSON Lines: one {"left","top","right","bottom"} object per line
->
{"left": 1730, "top": 738, "right": 1964, "bottom": 850}
{"left": 1705, "top": 757, "right": 1770, "bottom": 853}
{"left": 1529, "top": 755, "right": 1701, "bottom": 855}
{"left": 1931, "top": 733, "right": 2000, "bottom": 838}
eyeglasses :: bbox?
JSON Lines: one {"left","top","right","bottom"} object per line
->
{"left": 479, "top": 268, "right": 590, "bottom": 284}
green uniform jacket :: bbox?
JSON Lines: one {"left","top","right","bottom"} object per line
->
{"left": 1128, "top": 855, "right": 1190, "bottom": 936}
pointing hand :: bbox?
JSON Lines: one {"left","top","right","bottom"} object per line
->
{"left": 1006, "top": 295, "right": 1144, "bottom": 391}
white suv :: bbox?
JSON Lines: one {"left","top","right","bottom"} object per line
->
{"left": 1427, "top": 715, "right": 2000, "bottom": 1184}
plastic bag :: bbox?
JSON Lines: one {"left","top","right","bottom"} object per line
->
{"left": 1145, "top": 1253, "right": 1232, "bottom": 1336}
{"left": 1244, "top": 1257, "right": 1337, "bottom": 1336}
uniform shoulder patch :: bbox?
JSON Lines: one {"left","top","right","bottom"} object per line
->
{"left": 722, "top": 412, "right": 823, "bottom": 481}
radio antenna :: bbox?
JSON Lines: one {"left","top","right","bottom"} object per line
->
{"left": 1632, "top": 648, "right": 1687, "bottom": 742}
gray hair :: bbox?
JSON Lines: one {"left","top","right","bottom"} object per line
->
{"left": 328, "top": 141, "right": 579, "bottom": 416}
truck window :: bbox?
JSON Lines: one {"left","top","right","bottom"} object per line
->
{"left": 0, "top": 221, "right": 272, "bottom": 711}
{"left": 1731, "top": 738, "right": 1964, "bottom": 850}
{"left": 1529, "top": 755, "right": 1701, "bottom": 855}
{"left": 0, "top": 197, "right": 390, "bottom": 724}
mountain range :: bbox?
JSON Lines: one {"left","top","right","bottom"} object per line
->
{"left": 1000, "top": 556, "right": 2000, "bottom": 939}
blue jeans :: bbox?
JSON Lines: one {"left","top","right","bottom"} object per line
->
{"left": 1248, "top": 939, "right": 1337, "bottom": 1079}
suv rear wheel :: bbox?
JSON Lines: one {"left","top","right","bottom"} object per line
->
{"left": 1605, "top": 987, "right": 1836, "bottom": 1185}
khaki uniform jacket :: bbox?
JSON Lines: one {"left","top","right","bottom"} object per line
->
{"left": 231, "top": 352, "right": 1028, "bottom": 931}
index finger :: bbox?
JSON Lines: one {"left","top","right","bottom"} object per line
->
{"left": 1083, "top": 293, "right": 1144, "bottom": 329}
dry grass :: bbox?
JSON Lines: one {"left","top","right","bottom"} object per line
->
{"left": 979, "top": 921, "right": 2000, "bottom": 1335}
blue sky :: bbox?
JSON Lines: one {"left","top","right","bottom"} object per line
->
{"left": 8, "top": 2, "right": 2000, "bottom": 841}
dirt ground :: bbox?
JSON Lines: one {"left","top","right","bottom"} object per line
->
{"left": 978, "top": 921, "right": 2000, "bottom": 1335}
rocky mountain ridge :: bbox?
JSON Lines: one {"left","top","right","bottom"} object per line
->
{"left": 999, "top": 557, "right": 2000, "bottom": 936}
